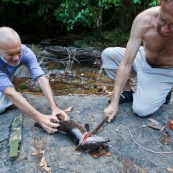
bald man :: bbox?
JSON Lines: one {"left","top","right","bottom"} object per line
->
{"left": 0, "top": 27, "right": 69, "bottom": 133}
{"left": 102, "top": 0, "right": 173, "bottom": 122}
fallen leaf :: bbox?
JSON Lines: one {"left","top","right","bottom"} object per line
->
{"left": 40, "top": 156, "right": 47, "bottom": 167}
{"left": 43, "top": 165, "right": 51, "bottom": 172}
{"left": 50, "top": 79, "right": 55, "bottom": 83}
{"left": 31, "top": 152, "right": 37, "bottom": 156}
{"left": 167, "top": 168, "right": 173, "bottom": 172}
{"left": 31, "top": 150, "right": 43, "bottom": 157}
{"left": 159, "top": 134, "right": 172, "bottom": 145}
{"left": 148, "top": 118, "right": 160, "bottom": 125}
{"left": 64, "top": 106, "right": 73, "bottom": 112}
{"left": 141, "top": 124, "right": 162, "bottom": 130}
{"left": 104, "top": 152, "right": 111, "bottom": 156}
{"left": 147, "top": 124, "right": 162, "bottom": 130}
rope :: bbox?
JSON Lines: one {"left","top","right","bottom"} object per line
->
{"left": 115, "top": 125, "right": 173, "bottom": 154}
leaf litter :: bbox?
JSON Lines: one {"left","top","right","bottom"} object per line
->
{"left": 141, "top": 118, "right": 162, "bottom": 130}
{"left": 31, "top": 137, "right": 51, "bottom": 173}
{"left": 64, "top": 106, "right": 73, "bottom": 112}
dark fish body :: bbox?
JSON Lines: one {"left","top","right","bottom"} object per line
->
{"left": 58, "top": 120, "right": 87, "bottom": 144}
{"left": 35, "top": 120, "right": 110, "bottom": 152}
{"left": 58, "top": 120, "right": 110, "bottom": 152}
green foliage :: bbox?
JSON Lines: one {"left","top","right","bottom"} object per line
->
{"left": 98, "top": 0, "right": 122, "bottom": 9}
{"left": 54, "top": 0, "right": 125, "bottom": 31}
{"left": 53, "top": 0, "right": 159, "bottom": 32}
{"left": 132, "top": 0, "right": 159, "bottom": 6}
{"left": 149, "top": 0, "right": 159, "bottom": 7}
{"left": 2, "top": 0, "right": 34, "bottom": 5}
{"left": 85, "top": 29, "right": 130, "bottom": 50}
{"left": 132, "top": 0, "right": 141, "bottom": 3}
{"left": 0, "top": 0, "right": 159, "bottom": 37}
{"left": 54, "top": 1, "right": 96, "bottom": 31}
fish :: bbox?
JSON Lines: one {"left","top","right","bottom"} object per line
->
{"left": 58, "top": 120, "right": 110, "bottom": 152}
{"left": 35, "top": 119, "right": 110, "bottom": 152}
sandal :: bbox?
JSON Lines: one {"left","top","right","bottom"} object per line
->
{"left": 108, "top": 90, "right": 171, "bottom": 105}
{"left": 108, "top": 90, "right": 133, "bottom": 104}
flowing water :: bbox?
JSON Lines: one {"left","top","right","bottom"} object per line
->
{"left": 20, "top": 44, "right": 114, "bottom": 96}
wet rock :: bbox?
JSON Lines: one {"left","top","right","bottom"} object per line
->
{"left": 1, "top": 95, "right": 173, "bottom": 172}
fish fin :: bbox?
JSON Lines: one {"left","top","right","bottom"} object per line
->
{"left": 84, "top": 124, "right": 90, "bottom": 132}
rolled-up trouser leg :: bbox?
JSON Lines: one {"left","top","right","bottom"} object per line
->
{"left": 101, "top": 47, "right": 126, "bottom": 80}
{"left": 0, "top": 65, "right": 31, "bottom": 113}
{"left": 0, "top": 93, "right": 14, "bottom": 113}
{"left": 101, "top": 47, "right": 136, "bottom": 79}
{"left": 11, "top": 65, "right": 31, "bottom": 81}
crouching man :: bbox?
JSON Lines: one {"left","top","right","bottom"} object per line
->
{"left": 102, "top": 0, "right": 173, "bottom": 122}
{"left": 0, "top": 26, "right": 69, "bottom": 133}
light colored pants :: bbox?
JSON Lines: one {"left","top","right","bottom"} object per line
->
{"left": 101, "top": 46, "right": 173, "bottom": 117}
{"left": 0, "top": 65, "right": 31, "bottom": 113}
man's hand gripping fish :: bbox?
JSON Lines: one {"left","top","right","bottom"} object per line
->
{"left": 35, "top": 117, "right": 110, "bottom": 153}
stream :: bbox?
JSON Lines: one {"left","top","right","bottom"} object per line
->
{"left": 21, "top": 44, "right": 114, "bottom": 97}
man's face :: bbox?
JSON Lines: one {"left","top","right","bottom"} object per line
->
{"left": 157, "top": 0, "right": 173, "bottom": 36}
{"left": 0, "top": 41, "right": 22, "bottom": 66}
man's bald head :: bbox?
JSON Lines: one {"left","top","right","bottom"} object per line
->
{"left": 0, "top": 27, "right": 21, "bottom": 50}
{"left": 0, "top": 27, "right": 22, "bottom": 66}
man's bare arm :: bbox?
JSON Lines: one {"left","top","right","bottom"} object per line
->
{"left": 37, "top": 76, "right": 69, "bottom": 120}
{"left": 4, "top": 87, "right": 60, "bottom": 133}
{"left": 104, "top": 13, "right": 146, "bottom": 122}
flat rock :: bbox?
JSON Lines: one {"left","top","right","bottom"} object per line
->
{"left": 1, "top": 95, "right": 173, "bottom": 173}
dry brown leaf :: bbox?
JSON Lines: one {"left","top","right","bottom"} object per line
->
{"left": 159, "top": 134, "right": 172, "bottom": 145}
{"left": 43, "top": 165, "right": 51, "bottom": 172}
{"left": 31, "top": 152, "right": 37, "bottom": 156}
{"left": 31, "top": 150, "right": 43, "bottom": 157}
{"left": 167, "top": 168, "right": 173, "bottom": 172}
{"left": 148, "top": 118, "right": 160, "bottom": 125}
{"left": 160, "top": 126, "right": 165, "bottom": 132}
{"left": 147, "top": 124, "right": 162, "bottom": 130}
{"left": 104, "top": 152, "right": 111, "bottom": 156}
{"left": 40, "top": 156, "right": 47, "bottom": 167}
{"left": 64, "top": 106, "right": 73, "bottom": 112}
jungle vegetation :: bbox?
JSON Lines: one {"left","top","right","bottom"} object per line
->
{"left": 0, "top": 0, "right": 159, "bottom": 49}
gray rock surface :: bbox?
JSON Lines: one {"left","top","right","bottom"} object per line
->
{"left": 1, "top": 94, "right": 173, "bottom": 173}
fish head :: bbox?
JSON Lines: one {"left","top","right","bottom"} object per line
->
{"left": 78, "top": 132, "right": 110, "bottom": 152}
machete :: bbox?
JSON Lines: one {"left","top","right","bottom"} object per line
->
{"left": 9, "top": 114, "right": 23, "bottom": 157}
